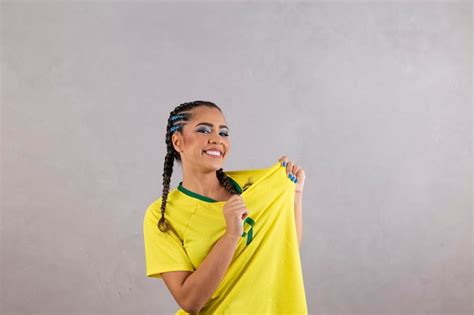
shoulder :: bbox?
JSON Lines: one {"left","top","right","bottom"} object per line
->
{"left": 143, "top": 187, "right": 196, "bottom": 236}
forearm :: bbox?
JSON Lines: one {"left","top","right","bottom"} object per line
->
{"left": 294, "top": 191, "right": 303, "bottom": 249}
{"left": 181, "top": 232, "right": 240, "bottom": 313}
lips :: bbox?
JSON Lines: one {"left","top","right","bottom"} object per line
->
{"left": 203, "top": 150, "right": 223, "bottom": 157}
{"left": 203, "top": 147, "right": 224, "bottom": 156}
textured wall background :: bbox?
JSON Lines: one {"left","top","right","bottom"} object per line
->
{"left": 1, "top": 1, "right": 472, "bottom": 314}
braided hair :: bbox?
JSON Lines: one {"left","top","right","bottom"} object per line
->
{"left": 158, "top": 101, "right": 241, "bottom": 233}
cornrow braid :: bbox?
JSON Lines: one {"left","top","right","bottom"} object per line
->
{"left": 158, "top": 100, "right": 240, "bottom": 233}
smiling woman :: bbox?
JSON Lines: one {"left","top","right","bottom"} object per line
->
{"left": 158, "top": 101, "right": 238, "bottom": 232}
{"left": 142, "top": 100, "right": 307, "bottom": 314}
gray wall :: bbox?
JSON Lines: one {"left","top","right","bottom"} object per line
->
{"left": 1, "top": 1, "right": 472, "bottom": 314}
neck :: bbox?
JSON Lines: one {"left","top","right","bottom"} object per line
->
{"left": 181, "top": 167, "right": 223, "bottom": 197}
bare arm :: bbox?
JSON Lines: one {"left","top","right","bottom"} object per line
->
{"left": 278, "top": 156, "right": 304, "bottom": 250}
{"left": 163, "top": 232, "right": 240, "bottom": 313}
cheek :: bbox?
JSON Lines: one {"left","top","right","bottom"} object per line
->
{"left": 187, "top": 133, "right": 202, "bottom": 142}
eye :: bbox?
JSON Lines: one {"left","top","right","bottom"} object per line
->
{"left": 197, "top": 128, "right": 210, "bottom": 134}
{"left": 197, "top": 128, "right": 229, "bottom": 137}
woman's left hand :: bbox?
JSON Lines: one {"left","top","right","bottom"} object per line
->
{"left": 278, "top": 156, "right": 305, "bottom": 193}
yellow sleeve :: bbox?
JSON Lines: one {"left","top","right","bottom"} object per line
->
{"left": 143, "top": 210, "right": 195, "bottom": 279}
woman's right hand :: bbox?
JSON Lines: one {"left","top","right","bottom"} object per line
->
{"left": 222, "top": 194, "right": 249, "bottom": 239}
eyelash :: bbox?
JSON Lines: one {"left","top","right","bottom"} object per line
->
{"left": 198, "top": 129, "right": 229, "bottom": 137}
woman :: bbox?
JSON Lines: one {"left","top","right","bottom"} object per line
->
{"left": 143, "top": 100, "right": 306, "bottom": 314}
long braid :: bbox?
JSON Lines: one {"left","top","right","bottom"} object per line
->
{"left": 216, "top": 169, "right": 240, "bottom": 195}
{"left": 158, "top": 100, "right": 240, "bottom": 233}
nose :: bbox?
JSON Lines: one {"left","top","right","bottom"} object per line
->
{"left": 209, "top": 131, "right": 225, "bottom": 144}
{"left": 209, "top": 136, "right": 224, "bottom": 146}
{"left": 209, "top": 138, "right": 222, "bottom": 145}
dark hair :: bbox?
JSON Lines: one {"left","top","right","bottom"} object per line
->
{"left": 158, "top": 101, "right": 241, "bottom": 233}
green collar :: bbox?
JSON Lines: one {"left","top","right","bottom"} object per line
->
{"left": 178, "top": 175, "right": 243, "bottom": 203}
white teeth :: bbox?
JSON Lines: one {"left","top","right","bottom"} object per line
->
{"left": 204, "top": 150, "right": 222, "bottom": 156}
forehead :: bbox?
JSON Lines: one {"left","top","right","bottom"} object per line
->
{"left": 191, "top": 107, "right": 226, "bottom": 124}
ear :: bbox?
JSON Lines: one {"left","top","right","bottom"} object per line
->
{"left": 171, "top": 133, "right": 182, "bottom": 152}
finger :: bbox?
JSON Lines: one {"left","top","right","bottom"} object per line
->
{"left": 229, "top": 194, "right": 242, "bottom": 202}
{"left": 226, "top": 198, "right": 243, "bottom": 208}
{"left": 286, "top": 161, "right": 294, "bottom": 177}
{"left": 292, "top": 165, "right": 301, "bottom": 175}
{"left": 294, "top": 168, "right": 305, "bottom": 181}
{"left": 278, "top": 155, "right": 288, "bottom": 164}
{"left": 291, "top": 165, "right": 301, "bottom": 182}
{"left": 233, "top": 206, "right": 247, "bottom": 216}
{"left": 228, "top": 203, "right": 244, "bottom": 212}
{"left": 230, "top": 198, "right": 244, "bottom": 207}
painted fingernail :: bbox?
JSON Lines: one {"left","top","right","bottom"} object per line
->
{"left": 282, "top": 161, "right": 287, "bottom": 166}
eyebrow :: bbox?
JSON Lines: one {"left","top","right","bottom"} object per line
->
{"left": 195, "top": 122, "right": 229, "bottom": 129}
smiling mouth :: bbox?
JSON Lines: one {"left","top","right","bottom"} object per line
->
{"left": 203, "top": 150, "right": 223, "bottom": 158}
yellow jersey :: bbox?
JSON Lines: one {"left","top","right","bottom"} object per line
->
{"left": 143, "top": 161, "right": 307, "bottom": 314}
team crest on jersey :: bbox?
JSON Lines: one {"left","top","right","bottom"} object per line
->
{"left": 242, "top": 177, "right": 254, "bottom": 192}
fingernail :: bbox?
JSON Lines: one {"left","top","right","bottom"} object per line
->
{"left": 282, "top": 161, "right": 286, "bottom": 166}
